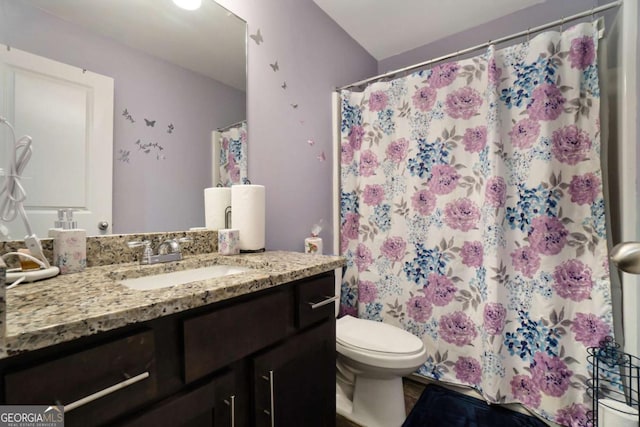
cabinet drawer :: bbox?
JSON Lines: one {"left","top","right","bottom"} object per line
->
{"left": 5, "top": 329, "right": 156, "bottom": 427}
{"left": 296, "top": 273, "right": 335, "bottom": 329}
{"left": 183, "top": 290, "right": 291, "bottom": 383}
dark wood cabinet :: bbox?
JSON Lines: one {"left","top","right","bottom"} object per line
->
{"left": 253, "top": 320, "right": 335, "bottom": 427}
{"left": 0, "top": 271, "right": 336, "bottom": 427}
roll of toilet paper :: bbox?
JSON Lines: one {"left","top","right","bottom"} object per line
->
{"left": 231, "top": 184, "right": 265, "bottom": 251}
{"left": 598, "top": 398, "right": 639, "bottom": 427}
{"left": 204, "top": 187, "right": 231, "bottom": 230}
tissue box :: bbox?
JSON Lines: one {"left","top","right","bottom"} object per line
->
{"left": 218, "top": 229, "right": 240, "bottom": 255}
{"left": 51, "top": 229, "right": 87, "bottom": 274}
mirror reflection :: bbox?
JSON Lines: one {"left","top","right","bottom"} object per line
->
{"left": 0, "top": 0, "right": 247, "bottom": 239}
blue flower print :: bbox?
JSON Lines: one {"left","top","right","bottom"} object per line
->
{"left": 376, "top": 109, "right": 395, "bottom": 135}
{"left": 371, "top": 204, "right": 392, "bottom": 232}
{"left": 407, "top": 138, "right": 451, "bottom": 178}
{"left": 403, "top": 244, "right": 449, "bottom": 286}
{"left": 503, "top": 311, "right": 561, "bottom": 363}
{"left": 341, "top": 96, "right": 362, "bottom": 133}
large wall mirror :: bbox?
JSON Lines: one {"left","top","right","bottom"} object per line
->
{"left": 0, "top": 0, "right": 247, "bottom": 240}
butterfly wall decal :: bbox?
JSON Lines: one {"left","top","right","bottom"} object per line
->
{"left": 269, "top": 61, "right": 279, "bottom": 72}
{"left": 281, "top": 81, "right": 287, "bottom": 89}
{"left": 249, "top": 28, "right": 263, "bottom": 45}
{"left": 117, "top": 149, "right": 130, "bottom": 163}
{"left": 144, "top": 119, "right": 156, "bottom": 127}
{"left": 122, "top": 109, "right": 135, "bottom": 123}
{"left": 307, "top": 139, "right": 315, "bottom": 146}
{"left": 291, "top": 103, "right": 298, "bottom": 109}
{"left": 317, "top": 151, "right": 326, "bottom": 162}
{"left": 167, "top": 123, "right": 174, "bottom": 134}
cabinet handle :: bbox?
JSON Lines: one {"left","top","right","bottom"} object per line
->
{"left": 224, "top": 395, "right": 235, "bottom": 427}
{"left": 63, "top": 371, "right": 150, "bottom": 413}
{"left": 264, "top": 370, "right": 275, "bottom": 427}
{"left": 308, "top": 295, "right": 338, "bottom": 310}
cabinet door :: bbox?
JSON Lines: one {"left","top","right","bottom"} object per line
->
{"left": 253, "top": 320, "right": 335, "bottom": 427}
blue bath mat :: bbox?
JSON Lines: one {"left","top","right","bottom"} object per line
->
{"left": 403, "top": 384, "right": 548, "bottom": 427}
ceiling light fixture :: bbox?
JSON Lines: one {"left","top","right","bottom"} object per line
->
{"left": 173, "top": 0, "right": 202, "bottom": 11}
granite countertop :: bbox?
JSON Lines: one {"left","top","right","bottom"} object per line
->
{"left": 3, "top": 251, "right": 345, "bottom": 357}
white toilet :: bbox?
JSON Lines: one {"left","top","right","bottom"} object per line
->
{"left": 335, "top": 313, "right": 428, "bottom": 427}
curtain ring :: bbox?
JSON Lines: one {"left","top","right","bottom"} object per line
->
{"left": 560, "top": 17, "right": 564, "bottom": 32}
{"left": 591, "top": 7, "right": 596, "bottom": 22}
{"left": 527, "top": 28, "right": 531, "bottom": 42}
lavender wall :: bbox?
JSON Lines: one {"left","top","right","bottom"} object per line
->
{"left": 0, "top": 0, "right": 246, "bottom": 233}
{"left": 380, "top": 0, "right": 616, "bottom": 73}
{"left": 216, "top": 0, "right": 377, "bottom": 252}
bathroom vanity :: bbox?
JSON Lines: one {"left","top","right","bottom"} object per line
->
{"left": 0, "top": 250, "right": 343, "bottom": 426}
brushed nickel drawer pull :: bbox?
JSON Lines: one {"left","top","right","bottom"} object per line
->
{"left": 64, "top": 371, "right": 150, "bottom": 413}
{"left": 224, "top": 395, "right": 236, "bottom": 427}
{"left": 309, "top": 295, "right": 338, "bottom": 310}
{"left": 268, "top": 370, "right": 275, "bottom": 427}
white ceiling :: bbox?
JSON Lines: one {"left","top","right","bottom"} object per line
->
{"left": 24, "top": 0, "right": 247, "bottom": 91}
{"left": 313, "top": 0, "right": 547, "bottom": 60}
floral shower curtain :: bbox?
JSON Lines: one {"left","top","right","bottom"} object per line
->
{"left": 218, "top": 121, "right": 248, "bottom": 186}
{"left": 339, "top": 22, "right": 613, "bottom": 425}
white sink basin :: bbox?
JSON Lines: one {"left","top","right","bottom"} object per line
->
{"left": 118, "top": 265, "right": 251, "bottom": 290}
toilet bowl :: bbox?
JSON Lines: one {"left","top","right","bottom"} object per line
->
{"left": 336, "top": 315, "right": 428, "bottom": 427}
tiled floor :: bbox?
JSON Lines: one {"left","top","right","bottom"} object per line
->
{"left": 336, "top": 378, "right": 426, "bottom": 427}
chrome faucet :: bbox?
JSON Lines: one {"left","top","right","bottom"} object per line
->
{"left": 127, "top": 238, "right": 191, "bottom": 265}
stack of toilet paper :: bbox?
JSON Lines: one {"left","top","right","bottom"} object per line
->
{"left": 204, "top": 185, "right": 265, "bottom": 252}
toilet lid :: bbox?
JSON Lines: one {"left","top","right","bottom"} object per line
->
{"left": 336, "top": 315, "right": 424, "bottom": 355}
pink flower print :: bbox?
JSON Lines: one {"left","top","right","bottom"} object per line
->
{"left": 454, "top": 357, "right": 482, "bottom": 385}
{"left": 380, "top": 236, "right": 406, "bottom": 262}
{"left": 368, "top": 91, "right": 389, "bottom": 112}
{"left": 428, "top": 164, "right": 460, "bottom": 195}
{"left": 571, "top": 313, "right": 611, "bottom": 347}
{"left": 363, "top": 184, "right": 385, "bottom": 206}
{"left": 412, "top": 86, "right": 437, "bottom": 112}
{"left": 348, "top": 125, "right": 365, "bottom": 150}
{"left": 341, "top": 142, "right": 354, "bottom": 164}
{"left": 341, "top": 213, "right": 360, "bottom": 240}
{"left": 530, "top": 352, "right": 573, "bottom": 397}
{"left": 556, "top": 403, "right": 591, "bottom": 427}
{"left": 358, "top": 280, "right": 378, "bottom": 303}
{"left": 444, "top": 198, "right": 481, "bottom": 232}
{"left": 355, "top": 243, "right": 373, "bottom": 272}
{"left": 423, "top": 273, "right": 457, "bottom": 307}
{"left": 551, "top": 125, "right": 592, "bottom": 165}
{"left": 461, "top": 241, "right": 483, "bottom": 268}
{"left": 569, "top": 36, "right": 595, "bottom": 70}
{"left": 528, "top": 83, "right": 566, "bottom": 121}
{"left": 528, "top": 216, "right": 568, "bottom": 256}
{"left": 407, "top": 295, "right": 432, "bottom": 322}
{"left": 439, "top": 311, "right": 478, "bottom": 346}
{"left": 509, "top": 118, "right": 540, "bottom": 149}
{"left": 411, "top": 189, "right": 436, "bottom": 216}
{"left": 222, "top": 137, "right": 229, "bottom": 149}
{"left": 510, "top": 375, "right": 541, "bottom": 408}
{"left": 359, "top": 150, "right": 379, "bottom": 177}
{"left": 445, "top": 87, "right": 483, "bottom": 120}
{"left": 483, "top": 303, "right": 507, "bottom": 335}
{"left": 428, "top": 62, "right": 459, "bottom": 88}
{"left": 488, "top": 57, "right": 502, "bottom": 86}
{"left": 462, "top": 126, "right": 487, "bottom": 153}
{"left": 553, "top": 259, "right": 594, "bottom": 302}
{"left": 569, "top": 173, "right": 601, "bottom": 205}
{"left": 340, "top": 305, "right": 358, "bottom": 317}
{"left": 230, "top": 167, "right": 241, "bottom": 183}
{"left": 511, "top": 246, "right": 541, "bottom": 278}
{"left": 386, "top": 138, "right": 409, "bottom": 163}
{"left": 485, "top": 176, "right": 507, "bottom": 208}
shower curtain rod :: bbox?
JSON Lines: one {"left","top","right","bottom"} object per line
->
{"left": 337, "top": 0, "right": 622, "bottom": 91}
{"left": 216, "top": 119, "right": 246, "bottom": 132}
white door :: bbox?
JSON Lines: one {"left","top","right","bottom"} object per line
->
{"left": 0, "top": 45, "right": 113, "bottom": 239}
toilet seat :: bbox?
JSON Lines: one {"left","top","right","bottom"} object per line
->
{"left": 336, "top": 315, "right": 427, "bottom": 369}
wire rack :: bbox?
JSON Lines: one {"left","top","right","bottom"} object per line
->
{"left": 586, "top": 337, "right": 639, "bottom": 426}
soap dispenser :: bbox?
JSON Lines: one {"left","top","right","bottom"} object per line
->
{"left": 49, "top": 209, "right": 87, "bottom": 274}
